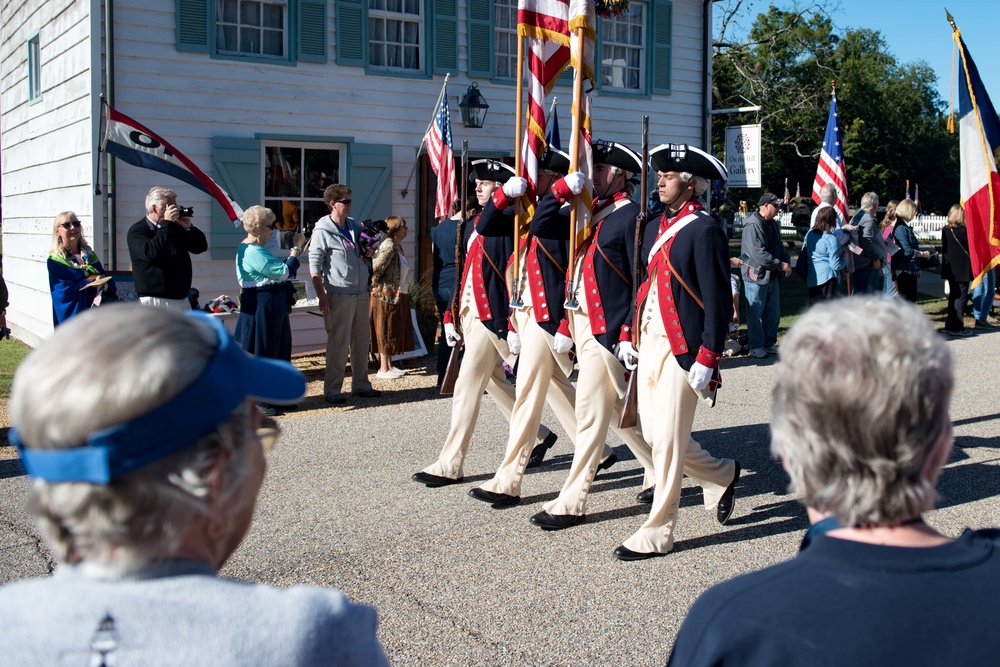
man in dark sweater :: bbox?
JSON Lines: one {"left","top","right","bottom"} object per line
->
{"left": 127, "top": 186, "right": 208, "bottom": 310}
{"left": 668, "top": 297, "right": 1000, "bottom": 666}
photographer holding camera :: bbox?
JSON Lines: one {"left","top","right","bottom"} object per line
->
{"left": 308, "top": 184, "right": 380, "bottom": 404}
{"left": 127, "top": 186, "right": 208, "bottom": 310}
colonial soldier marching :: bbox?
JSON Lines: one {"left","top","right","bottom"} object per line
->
{"left": 524, "top": 142, "right": 656, "bottom": 530}
{"left": 412, "top": 160, "right": 557, "bottom": 488}
{"left": 613, "top": 144, "right": 740, "bottom": 561}
{"left": 466, "top": 149, "right": 614, "bottom": 507}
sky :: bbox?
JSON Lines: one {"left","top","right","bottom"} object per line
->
{"left": 717, "top": 0, "right": 1000, "bottom": 109}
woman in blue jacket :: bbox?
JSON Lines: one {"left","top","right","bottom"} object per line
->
{"left": 805, "top": 207, "right": 846, "bottom": 305}
{"left": 47, "top": 212, "right": 116, "bottom": 326}
{"left": 891, "top": 199, "right": 932, "bottom": 303}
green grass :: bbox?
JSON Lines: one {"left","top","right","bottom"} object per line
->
{"left": 0, "top": 338, "right": 32, "bottom": 400}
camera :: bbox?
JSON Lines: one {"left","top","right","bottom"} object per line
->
{"left": 359, "top": 219, "right": 389, "bottom": 255}
{"left": 176, "top": 205, "right": 194, "bottom": 217}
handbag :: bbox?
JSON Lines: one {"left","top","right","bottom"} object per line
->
{"left": 794, "top": 247, "right": 809, "bottom": 279}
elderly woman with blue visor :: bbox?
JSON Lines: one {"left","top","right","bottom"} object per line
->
{"left": 0, "top": 305, "right": 388, "bottom": 666}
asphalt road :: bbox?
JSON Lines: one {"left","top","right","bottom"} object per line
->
{"left": 2, "top": 290, "right": 998, "bottom": 665}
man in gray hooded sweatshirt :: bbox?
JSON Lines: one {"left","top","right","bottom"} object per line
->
{"left": 309, "top": 184, "right": 380, "bottom": 403}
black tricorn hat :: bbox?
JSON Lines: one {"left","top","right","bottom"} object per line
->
{"left": 539, "top": 148, "right": 571, "bottom": 175}
{"left": 649, "top": 144, "right": 728, "bottom": 182}
{"left": 469, "top": 159, "right": 516, "bottom": 184}
{"left": 593, "top": 141, "right": 643, "bottom": 173}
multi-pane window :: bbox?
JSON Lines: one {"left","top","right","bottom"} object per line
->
{"left": 368, "top": 0, "right": 422, "bottom": 70}
{"left": 601, "top": 2, "right": 645, "bottom": 92}
{"left": 27, "top": 33, "right": 41, "bottom": 102}
{"left": 263, "top": 144, "right": 346, "bottom": 249}
{"left": 494, "top": 0, "right": 518, "bottom": 79}
{"left": 216, "top": 0, "right": 287, "bottom": 58}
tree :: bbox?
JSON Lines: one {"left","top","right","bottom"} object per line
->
{"left": 712, "top": 2, "right": 959, "bottom": 214}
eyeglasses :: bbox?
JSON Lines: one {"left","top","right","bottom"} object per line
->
{"left": 256, "top": 416, "right": 282, "bottom": 453}
{"left": 60, "top": 221, "right": 82, "bottom": 230}
{"left": 336, "top": 199, "right": 352, "bottom": 206}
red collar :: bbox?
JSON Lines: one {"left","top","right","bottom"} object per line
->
{"left": 659, "top": 200, "right": 701, "bottom": 233}
{"left": 592, "top": 190, "right": 631, "bottom": 216}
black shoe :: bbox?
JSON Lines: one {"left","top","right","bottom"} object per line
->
{"left": 530, "top": 511, "right": 585, "bottom": 531}
{"left": 468, "top": 487, "right": 520, "bottom": 506}
{"left": 613, "top": 545, "right": 668, "bottom": 562}
{"left": 717, "top": 461, "right": 741, "bottom": 525}
{"left": 324, "top": 393, "right": 346, "bottom": 405}
{"left": 597, "top": 452, "right": 618, "bottom": 472}
{"left": 526, "top": 432, "right": 558, "bottom": 469}
{"left": 255, "top": 402, "right": 279, "bottom": 416}
{"left": 353, "top": 388, "right": 382, "bottom": 398}
{"left": 636, "top": 486, "right": 655, "bottom": 504}
{"left": 411, "top": 471, "right": 463, "bottom": 488}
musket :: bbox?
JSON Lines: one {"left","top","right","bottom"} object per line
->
{"left": 618, "top": 116, "right": 649, "bottom": 429}
{"left": 440, "top": 141, "right": 469, "bottom": 395}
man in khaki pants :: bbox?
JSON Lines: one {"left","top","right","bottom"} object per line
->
{"left": 614, "top": 144, "right": 739, "bottom": 561}
{"left": 412, "top": 161, "right": 556, "bottom": 487}
{"left": 494, "top": 143, "right": 655, "bottom": 529}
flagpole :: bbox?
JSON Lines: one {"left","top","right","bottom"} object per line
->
{"left": 401, "top": 73, "right": 451, "bottom": 199}
{"left": 563, "top": 25, "right": 587, "bottom": 311}
{"left": 545, "top": 96, "right": 558, "bottom": 131}
{"left": 510, "top": 34, "right": 526, "bottom": 308}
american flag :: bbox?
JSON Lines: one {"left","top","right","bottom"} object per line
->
{"left": 812, "top": 91, "right": 848, "bottom": 222}
{"left": 569, "top": 0, "right": 595, "bottom": 247}
{"left": 425, "top": 90, "right": 457, "bottom": 219}
{"left": 518, "top": 0, "right": 572, "bottom": 208}
{"left": 783, "top": 178, "right": 790, "bottom": 204}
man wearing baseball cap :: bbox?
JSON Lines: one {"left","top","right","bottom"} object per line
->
{"left": 740, "top": 192, "right": 791, "bottom": 358}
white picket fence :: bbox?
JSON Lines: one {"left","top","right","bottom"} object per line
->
{"left": 732, "top": 212, "right": 948, "bottom": 242}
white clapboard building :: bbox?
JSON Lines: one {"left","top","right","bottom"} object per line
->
{"left": 2, "top": 0, "right": 716, "bottom": 350}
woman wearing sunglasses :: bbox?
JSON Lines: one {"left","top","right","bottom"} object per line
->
{"left": 2, "top": 306, "right": 388, "bottom": 666}
{"left": 47, "top": 211, "right": 117, "bottom": 325}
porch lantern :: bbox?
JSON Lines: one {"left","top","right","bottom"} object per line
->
{"left": 459, "top": 83, "right": 489, "bottom": 128}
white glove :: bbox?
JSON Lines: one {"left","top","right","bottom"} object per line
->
{"left": 507, "top": 331, "right": 521, "bottom": 355}
{"left": 688, "top": 362, "right": 713, "bottom": 391}
{"left": 553, "top": 332, "right": 574, "bottom": 354}
{"left": 617, "top": 341, "right": 639, "bottom": 371}
{"left": 563, "top": 172, "right": 585, "bottom": 195}
{"left": 444, "top": 322, "right": 461, "bottom": 347}
{"left": 503, "top": 177, "right": 528, "bottom": 199}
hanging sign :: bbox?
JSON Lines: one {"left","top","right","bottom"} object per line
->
{"left": 724, "top": 124, "right": 762, "bottom": 188}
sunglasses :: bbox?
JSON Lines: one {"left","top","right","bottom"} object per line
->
{"left": 60, "top": 221, "right": 83, "bottom": 230}
{"left": 256, "top": 416, "right": 282, "bottom": 453}
{"left": 336, "top": 199, "right": 352, "bottom": 205}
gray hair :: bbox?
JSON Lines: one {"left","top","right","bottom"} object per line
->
{"left": 770, "top": 297, "right": 953, "bottom": 527}
{"left": 860, "top": 191, "right": 879, "bottom": 211}
{"left": 10, "top": 306, "right": 256, "bottom": 565}
{"left": 679, "top": 172, "right": 709, "bottom": 196}
{"left": 819, "top": 183, "right": 837, "bottom": 204}
{"left": 145, "top": 186, "right": 177, "bottom": 214}
{"left": 242, "top": 205, "right": 276, "bottom": 236}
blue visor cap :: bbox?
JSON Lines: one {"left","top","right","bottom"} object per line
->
{"left": 13, "top": 312, "right": 305, "bottom": 484}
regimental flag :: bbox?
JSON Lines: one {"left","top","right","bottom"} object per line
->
{"left": 915, "top": 182, "right": 921, "bottom": 214}
{"left": 518, "top": 0, "right": 573, "bottom": 209}
{"left": 546, "top": 101, "right": 563, "bottom": 152}
{"left": 952, "top": 21, "right": 1000, "bottom": 288}
{"left": 102, "top": 106, "right": 244, "bottom": 224}
{"left": 795, "top": 182, "right": 801, "bottom": 198}
{"left": 569, "top": 0, "right": 596, "bottom": 248}
{"left": 425, "top": 89, "right": 457, "bottom": 220}
{"left": 783, "top": 178, "right": 790, "bottom": 205}
{"left": 905, "top": 179, "right": 912, "bottom": 200}
{"left": 812, "top": 91, "right": 848, "bottom": 222}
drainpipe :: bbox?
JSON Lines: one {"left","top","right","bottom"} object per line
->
{"left": 702, "top": 0, "right": 718, "bottom": 152}
{"left": 104, "top": 0, "right": 117, "bottom": 270}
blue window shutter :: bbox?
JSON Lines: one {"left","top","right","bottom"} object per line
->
{"left": 177, "top": 0, "right": 210, "bottom": 53}
{"left": 336, "top": 0, "right": 365, "bottom": 66}
{"left": 211, "top": 137, "right": 261, "bottom": 260}
{"left": 650, "top": 0, "right": 672, "bottom": 95}
{"left": 298, "top": 0, "right": 327, "bottom": 62}
{"left": 348, "top": 143, "right": 393, "bottom": 222}
{"left": 432, "top": 0, "right": 458, "bottom": 74}
{"left": 466, "top": 1, "right": 493, "bottom": 79}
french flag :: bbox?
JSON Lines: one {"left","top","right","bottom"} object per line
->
{"left": 956, "top": 31, "right": 1000, "bottom": 288}
{"left": 102, "top": 106, "right": 245, "bottom": 225}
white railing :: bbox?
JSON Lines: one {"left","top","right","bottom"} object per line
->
{"left": 732, "top": 212, "right": 947, "bottom": 242}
